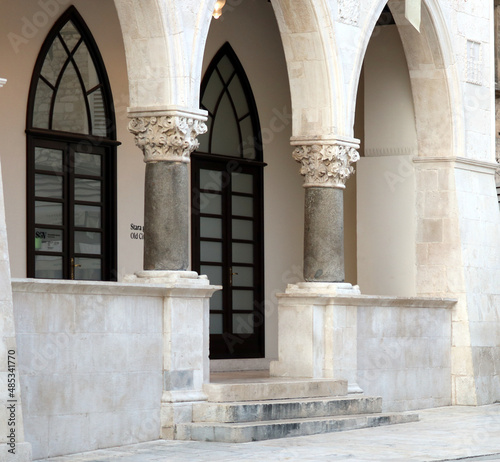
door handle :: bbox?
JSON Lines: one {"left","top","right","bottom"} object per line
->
{"left": 70, "top": 257, "right": 81, "bottom": 280}
{"left": 229, "top": 267, "right": 238, "bottom": 285}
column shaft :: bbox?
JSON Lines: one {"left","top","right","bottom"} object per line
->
{"left": 144, "top": 162, "right": 189, "bottom": 271}
{"left": 304, "top": 187, "right": 344, "bottom": 282}
{"left": 128, "top": 109, "right": 207, "bottom": 272}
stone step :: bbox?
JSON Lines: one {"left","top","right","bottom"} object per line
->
{"left": 203, "top": 378, "right": 347, "bottom": 402}
{"left": 193, "top": 395, "right": 382, "bottom": 423}
{"left": 175, "top": 412, "right": 419, "bottom": 443}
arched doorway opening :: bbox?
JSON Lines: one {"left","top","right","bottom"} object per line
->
{"left": 353, "top": 0, "right": 457, "bottom": 298}
{"left": 197, "top": 0, "right": 300, "bottom": 364}
{"left": 354, "top": 4, "right": 418, "bottom": 296}
{"left": 192, "top": 43, "right": 265, "bottom": 359}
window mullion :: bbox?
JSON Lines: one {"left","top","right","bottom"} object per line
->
{"left": 69, "top": 55, "right": 93, "bottom": 136}
{"left": 66, "top": 144, "right": 74, "bottom": 280}
{"left": 48, "top": 55, "right": 72, "bottom": 131}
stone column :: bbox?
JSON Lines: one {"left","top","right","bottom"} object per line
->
{"left": 128, "top": 108, "right": 207, "bottom": 271}
{"left": 292, "top": 137, "right": 360, "bottom": 281}
{"left": 127, "top": 107, "right": 222, "bottom": 438}
{"left": 269, "top": 137, "right": 362, "bottom": 391}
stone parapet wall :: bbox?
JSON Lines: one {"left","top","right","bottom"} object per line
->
{"left": 12, "top": 280, "right": 165, "bottom": 460}
{"left": 357, "top": 296, "right": 455, "bottom": 412}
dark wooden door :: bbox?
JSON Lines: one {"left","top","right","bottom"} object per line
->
{"left": 192, "top": 154, "right": 264, "bottom": 359}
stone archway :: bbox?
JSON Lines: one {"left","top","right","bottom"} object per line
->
{"left": 349, "top": 0, "right": 461, "bottom": 156}
{"left": 270, "top": 0, "right": 344, "bottom": 138}
{"left": 113, "top": 0, "right": 215, "bottom": 110}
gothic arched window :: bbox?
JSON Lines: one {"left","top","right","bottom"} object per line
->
{"left": 198, "top": 42, "right": 262, "bottom": 161}
{"left": 26, "top": 7, "right": 118, "bottom": 280}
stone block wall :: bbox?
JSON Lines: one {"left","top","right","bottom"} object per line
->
{"left": 455, "top": 165, "right": 500, "bottom": 405}
{"left": 12, "top": 280, "right": 164, "bottom": 460}
{"left": 357, "top": 298, "right": 454, "bottom": 412}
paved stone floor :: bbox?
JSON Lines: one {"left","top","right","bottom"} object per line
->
{"left": 35, "top": 405, "right": 500, "bottom": 462}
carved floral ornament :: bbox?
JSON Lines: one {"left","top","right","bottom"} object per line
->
{"left": 292, "top": 143, "right": 360, "bottom": 188}
{"left": 128, "top": 115, "right": 207, "bottom": 163}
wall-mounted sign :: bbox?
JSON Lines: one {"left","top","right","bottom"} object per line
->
{"left": 130, "top": 223, "right": 144, "bottom": 240}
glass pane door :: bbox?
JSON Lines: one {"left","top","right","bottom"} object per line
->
{"left": 32, "top": 144, "right": 66, "bottom": 278}
{"left": 28, "top": 139, "right": 115, "bottom": 281}
{"left": 71, "top": 148, "right": 105, "bottom": 280}
{"left": 192, "top": 156, "right": 264, "bottom": 359}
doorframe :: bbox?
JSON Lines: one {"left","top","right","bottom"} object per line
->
{"left": 26, "top": 133, "right": 118, "bottom": 280}
{"left": 191, "top": 152, "right": 266, "bottom": 359}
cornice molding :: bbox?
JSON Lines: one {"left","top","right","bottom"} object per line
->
{"left": 413, "top": 156, "right": 498, "bottom": 175}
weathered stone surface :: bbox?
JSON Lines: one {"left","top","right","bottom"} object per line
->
{"left": 12, "top": 280, "right": 166, "bottom": 459}
{"left": 176, "top": 412, "right": 419, "bottom": 443}
{"left": 357, "top": 301, "right": 453, "bottom": 412}
{"left": 269, "top": 284, "right": 361, "bottom": 391}
{"left": 144, "top": 162, "right": 189, "bottom": 271}
{"left": 192, "top": 396, "right": 382, "bottom": 423}
{"left": 304, "top": 187, "right": 344, "bottom": 282}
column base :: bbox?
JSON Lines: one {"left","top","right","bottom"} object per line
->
{"left": 348, "top": 383, "right": 364, "bottom": 394}
{"left": 270, "top": 282, "right": 362, "bottom": 393}
{"left": 124, "top": 270, "right": 210, "bottom": 286}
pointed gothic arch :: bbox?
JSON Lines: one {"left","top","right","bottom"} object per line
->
{"left": 351, "top": 0, "right": 460, "bottom": 157}
{"left": 198, "top": 42, "right": 262, "bottom": 161}
{"left": 26, "top": 6, "right": 118, "bottom": 281}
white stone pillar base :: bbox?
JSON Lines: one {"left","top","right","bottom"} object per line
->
{"left": 270, "top": 282, "right": 362, "bottom": 393}
{"left": 125, "top": 270, "right": 221, "bottom": 438}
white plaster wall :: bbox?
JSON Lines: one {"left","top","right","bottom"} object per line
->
{"left": 12, "top": 281, "right": 163, "bottom": 460}
{"left": 363, "top": 25, "right": 418, "bottom": 158}
{"left": 0, "top": 0, "right": 144, "bottom": 280}
{"left": 356, "top": 23, "right": 417, "bottom": 297}
{"left": 357, "top": 155, "right": 416, "bottom": 296}
{"left": 357, "top": 303, "right": 452, "bottom": 412}
{"left": 203, "top": 0, "right": 303, "bottom": 361}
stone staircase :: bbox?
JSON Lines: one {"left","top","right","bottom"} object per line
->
{"left": 175, "top": 373, "right": 418, "bottom": 442}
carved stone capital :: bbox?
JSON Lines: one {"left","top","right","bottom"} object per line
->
{"left": 292, "top": 143, "right": 360, "bottom": 188}
{"left": 128, "top": 115, "right": 207, "bottom": 163}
